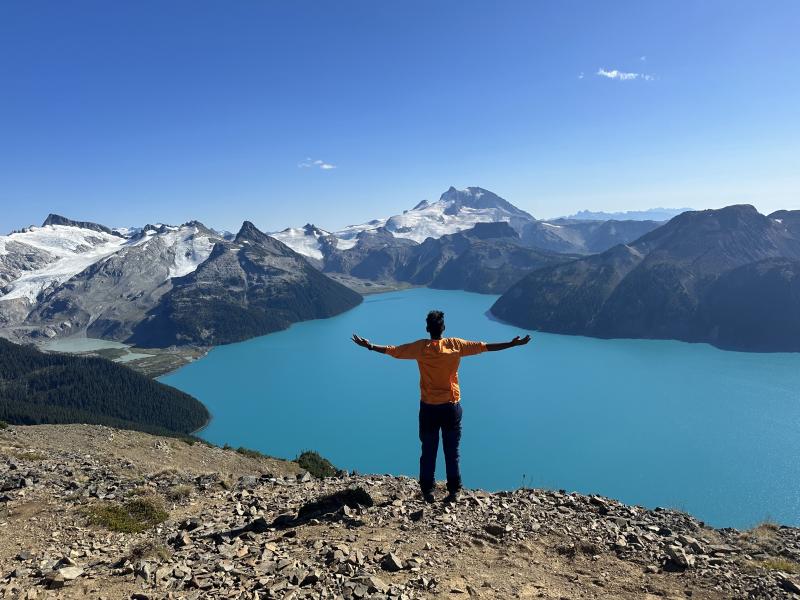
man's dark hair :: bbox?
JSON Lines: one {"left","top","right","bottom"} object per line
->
{"left": 426, "top": 310, "right": 445, "bottom": 335}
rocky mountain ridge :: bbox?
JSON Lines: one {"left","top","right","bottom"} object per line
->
{"left": 129, "top": 222, "right": 362, "bottom": 347}
{"left": 1, "top": 424, "right": 799, "bottom": 599}
{"left": 491, "top": 205, "right": 800, "bottom": 351}
{"left": 321, "top": 222, "right": 575, "bottom": 294}
{"left": 272, "top": 187, "right": 664, "bottom": 261}
{"left": 0, "top": 219, "right": 361, "bottom": 347}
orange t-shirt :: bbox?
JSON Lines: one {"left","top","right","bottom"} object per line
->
{"left": 386, "top": 337, "right": 487, "bottom": 404}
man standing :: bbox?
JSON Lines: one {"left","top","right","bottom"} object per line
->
{"left": 352, "top": 310, "right": 530, "bottom": 503}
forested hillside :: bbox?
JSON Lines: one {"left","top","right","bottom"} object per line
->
{"left": 0, "top": 338, "right": 208, "bottom": 435}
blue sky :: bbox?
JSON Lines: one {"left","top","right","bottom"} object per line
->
{"left": 1, "top": 1, "right": 798, "bottom": 233}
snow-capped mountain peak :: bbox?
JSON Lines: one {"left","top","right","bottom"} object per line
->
{"left": 269, "top": 186, "right": 537, "bottom": 257}
{"left": 437, "top": 186, "right": 533, "bottom": 219}
{"left": 381, "top": 186, "right": 535, "bottom": 243}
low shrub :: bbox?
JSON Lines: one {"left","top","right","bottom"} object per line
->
{"left": 125, "top": 487, "right": 145, "bottom": 498}
{"left": 235, "top": 446, "right": 275, "bottom": 459}
{"left": 295, "top": 450, "right": 340, "bottom": 479}
{"left": 87, "top": 496, "right": 168, "bottom": 533}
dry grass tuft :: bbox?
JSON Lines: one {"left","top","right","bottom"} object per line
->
{"left": 7, "top": 449, "right": 47, "bottom": 461}
{"left": 127, "top": 540, "right": 172, "bottom": 562}
{"left": 165, "top": 484, "right": 193, "bottom": 502}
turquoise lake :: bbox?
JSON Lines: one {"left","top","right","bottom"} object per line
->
{"left": 161, "top": 288, "right": 800, "bottom": 528}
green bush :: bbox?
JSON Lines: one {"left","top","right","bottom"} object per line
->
{"left": 87, "top": 496, "right": 168, "bottom": 533}
{"left": 236, "top": 446, "right": 271, "bottom": 459}
{"left": 295, "top": 450, "right": 340, "bottom": 479}
{"left": 0, "top": 420, "right": 8, "bottom": 430}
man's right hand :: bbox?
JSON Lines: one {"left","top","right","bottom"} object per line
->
{"left": 511, "top": 335, "right": 532, "bottom": 346}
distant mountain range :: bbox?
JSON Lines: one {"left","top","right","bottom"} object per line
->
{"left": 3, "top": 189, "right": 797, "bottom": 352}
{"left": 272, "top": 186, "right": 662, "bottom": 260}
{"left": 1, "top": 218, "right": 361, "bottom": 346}
{"left": 562, "top": 208, "right": 693, "bottom": 221}
{"left": 492, "top": 205, "right": 800, "bottom": 352}
{"left": 272, "top": 186, "right": 537, "bottom": 253}
{"left": 321, "top": 221, "right": 576, "bottom": 294}
{"left": 0, "top": 187, "right": 662, "bottom": 347}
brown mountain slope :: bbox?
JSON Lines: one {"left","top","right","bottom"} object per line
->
{"left": 1, "top": 424, "right": 798, "bottom": 599}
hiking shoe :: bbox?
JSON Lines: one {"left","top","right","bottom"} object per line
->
{"left": 422, "top": 491, "right": 435, "bottom": 504}
{"left": 443, "top": 490, "right": 460, "bottom": 504}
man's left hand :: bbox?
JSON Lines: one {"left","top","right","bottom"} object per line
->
{"left": 351, "top": 334, "right": 372, "bottom": 349}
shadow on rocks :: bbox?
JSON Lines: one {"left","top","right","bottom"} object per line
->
{"left": 215, "top": 487, "right": 374, "bottom": 540}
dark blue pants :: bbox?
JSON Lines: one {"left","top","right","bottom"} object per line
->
{"left": 418, "top": 401, "right": 462, "bottom": 494}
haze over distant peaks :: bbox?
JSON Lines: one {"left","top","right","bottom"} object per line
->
{"left": 563, "top": 208, "right": 693, "bottom": 222}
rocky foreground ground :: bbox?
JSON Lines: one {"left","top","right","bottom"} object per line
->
{"left": 1, "top": 425, "right": 799, "bottom": 600}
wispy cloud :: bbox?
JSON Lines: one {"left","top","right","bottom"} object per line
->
{"left": 596, "top": 68, "right": 654, "bottom": 82}
{"left": 298, "top": 158, "right": 337, "bottom": 170}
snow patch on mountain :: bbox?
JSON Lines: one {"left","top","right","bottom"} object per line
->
{"left": 0, "top": 225, "right": 128, "bottom": 301}
{"left": 0, "top": 220, "right": 223, "bottom": 305}
{"left": 270, "top": 224, "right": 332, "bottom": 260}
{"left": 169, "top": 231, "right": 216, "bottom": 279}
{"left": 128, "top": 223, "right": 219, "bottom": 280}
{"left": 334, "top": 220, "right": 386, "bottom": 247}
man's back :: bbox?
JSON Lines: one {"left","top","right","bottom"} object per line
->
{"left": 351, "top": 311, "right": 530, "bottom": 503}
{"left": 386, "top": 337, "right": 486, "bottom": 404}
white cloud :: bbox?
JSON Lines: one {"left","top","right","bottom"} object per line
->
{"left": 298, "top": 157, "right": 337, "bottom": 170}
{"left": 596, "top": 68, "right": 654, "bottom": 81}
{"left": 640, "top": 55, "right": 647, "bottom": 62}
{"left": 578, "top": 72, "right": 585, "bottom": 79}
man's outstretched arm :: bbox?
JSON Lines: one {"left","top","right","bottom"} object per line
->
{"left": 351, "top": 334, "right": 389, "bottom": 354}
{"left": 486, "top": 335, "right": 532, "bottom": 352}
